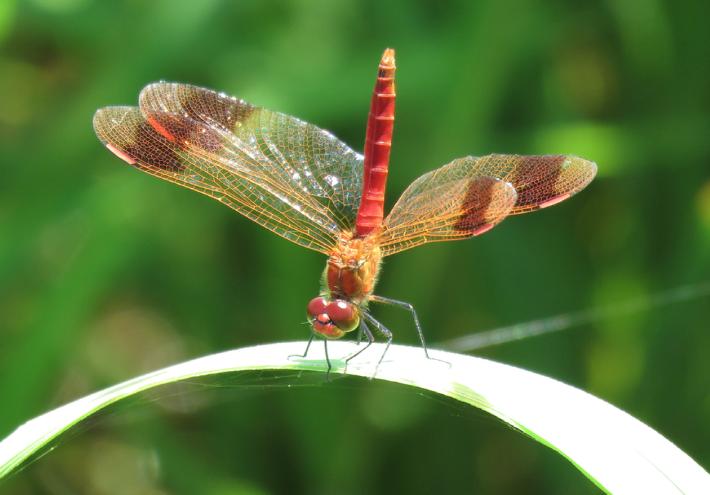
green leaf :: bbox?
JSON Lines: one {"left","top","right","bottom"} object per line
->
{"left": 0, "top": 342, "right": 708, "bottom": 493}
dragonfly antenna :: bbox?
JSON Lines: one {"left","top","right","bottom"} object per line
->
{"left": 441, "top": 281, "right": 710, "bottom": 352}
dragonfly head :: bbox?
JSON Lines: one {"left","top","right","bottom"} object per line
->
{"left": 307, "top": 296, "right": 360, "bottom": 339}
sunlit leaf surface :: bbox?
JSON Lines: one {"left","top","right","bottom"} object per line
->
{"left": 1, "top": 343, "right": 708, "bottom": 494}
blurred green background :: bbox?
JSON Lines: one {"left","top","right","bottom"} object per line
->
{"left": 1, "top": 0, "right": 709, "bottom": 493}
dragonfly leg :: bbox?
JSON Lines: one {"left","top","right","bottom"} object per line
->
{"left": 289, "top": 333, "right": 315, "bottom": 360}
{"left": 355, "top": 321, "right": 364, "bottom": 345}
{"left": 362, "top": 312, "right": 393, "bottom": 371}
{"left": 368, "top": 295, "right": 450, "bottom": 367}
{"left": 323, "top": 338, "right": 332, "bottom": 379}
{"left": 346, "top": 319, "right": 375, "bottom": 364}
{"left": 369, "top": 295, "right": 431, "bottom": 358}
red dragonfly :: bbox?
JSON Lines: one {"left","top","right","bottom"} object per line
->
{"left": 93, "top": 48, "right": 596, "bottom": 369}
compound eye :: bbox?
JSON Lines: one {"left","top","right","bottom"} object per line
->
{"left": 306, "top": 296, "right": 329, "bottom": 319}
{"left": 312, "top": 320, "right": 344, "bottom": 339}
{"left": 325, "top": 300, "right": 359, "bottom": 333}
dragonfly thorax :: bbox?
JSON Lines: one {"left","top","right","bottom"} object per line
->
{"left": 306, "top": 235, "right": 381, "bottom": 339}
{"left": 325, "top": 234, "right": 382, "bottom": 303}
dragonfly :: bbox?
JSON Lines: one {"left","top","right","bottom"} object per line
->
{"left": 93, "top": 48, "right": 596, "bottom": 370}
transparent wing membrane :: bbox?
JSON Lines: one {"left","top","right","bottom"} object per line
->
{"left": 475, "top": 154, "right": 598, "bottom": 214}
{"left": 380, "top": 175, "right": 518, "bottom": 256}
{"left": 380, "top": 154, "right": 596, "bottom": 256}
{"left": 94, "top": 83, "right": 364, "bottom": 254}
{"left": 95, "top": 84, "right": 596, "bottom": 257}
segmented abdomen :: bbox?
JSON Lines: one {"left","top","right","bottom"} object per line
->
{"left": 355, "top": 48, "right": 396, "bottom": 237}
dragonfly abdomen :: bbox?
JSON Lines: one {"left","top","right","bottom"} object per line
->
{"left": 355, "top": 48, "right": 396, "bottom": 237}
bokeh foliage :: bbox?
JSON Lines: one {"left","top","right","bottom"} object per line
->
{"left": 0, "top": 0, "right": 708, "bottom": 493}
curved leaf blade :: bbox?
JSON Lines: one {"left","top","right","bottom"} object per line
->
{"left": 0, "top": 342, "right": 707, "bottom": 494}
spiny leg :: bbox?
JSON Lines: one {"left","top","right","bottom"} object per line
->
{"left": 369, "top": 295, "right": 450, "bottom": 366}
{"left": 355, "top": 321, "right": 364, "bottom": 345}
{"left": 289, "top": 334, "right": 333, "bottom": 380}
{"left": 288, "top": 334, "right": 334, "bottom": 378}
{"left": 346, "top": 319, "right": 375, "bottom": 363}
{"left": 362, "top": 312, "right": 393, "bottom": 369}
{"left": 289, "top": 333, "right": 315, "bottom": 360}
{"left": 323, "top": 338, "right": 332, "bottom": 377}
{"left": 369, "top": 295, "right": 431, "bottom": 358}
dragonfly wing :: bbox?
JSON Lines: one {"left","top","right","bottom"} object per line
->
{"left": 380, "top": 154, "right": 596, "bottom": 256}
{"left": 379, "top": 170, "right": 518, "bottom": 256}
{"left": 464, "top": 154, "right": 597, "bottom": 214}
{"left": 94, "top": 83, "right": 364, "bottom": 254}
{"left": 139, "top": 83, "right": 363, "bottom": 231}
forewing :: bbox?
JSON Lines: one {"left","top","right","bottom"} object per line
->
{"left": 380, "top": 154, "right": 596, "bottom": 256}
{"left": 139, "top": 83, "right": 363, "bottom": 230}
{"left": 94, "top": 83, "right": 364, "bottom": 254}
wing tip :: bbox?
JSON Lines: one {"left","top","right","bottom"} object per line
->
{"left": 92, "top": 107, "right": 139, "bottom": 165}
{"left": 563, "top": 155, "right": 598, "bottom": 191}
{"left": 92, "top": 108, "right": 105, "bottom": 136}
{"left": 565, "top": 154, "right": 598, "bottom": 169}
{"left": 92, "top": 105, "right": 135, "bottom": 136}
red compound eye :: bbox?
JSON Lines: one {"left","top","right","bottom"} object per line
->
{"left": 325, "top": 300, "right": 359, "bottom": 333}
{"left": 306, "top": 296, "right": 329, "bottom": 319}
{"left": 312, "top": 319, "right": 344, "bottom": 339}
{"left": 306, "top": 297, "right": 359, "bottom": 337}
